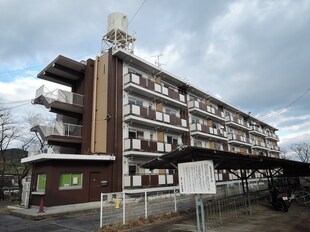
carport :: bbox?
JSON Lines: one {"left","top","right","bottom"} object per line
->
{"left": 143, "top": 146, "right": 310, "bottom": 187}
{"left": 142, "top": 146, "right": 310, "bottom": 232}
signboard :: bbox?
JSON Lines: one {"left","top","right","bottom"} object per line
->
{"left": 178, "top": 160, "right": 216, "bottom": 194}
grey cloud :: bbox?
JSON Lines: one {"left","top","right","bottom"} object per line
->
{"left": 1, "top": 0, "right": 310, "bottom": 144}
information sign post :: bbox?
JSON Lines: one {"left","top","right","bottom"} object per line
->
{"left": 178, "top": 160, "right": 217, "bottom": 232}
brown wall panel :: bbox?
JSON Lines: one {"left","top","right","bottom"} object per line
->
{"left": 106, "top": 50, "right": 123, "bottom": 192}
{"left": 81, "top": 59, "right": 95, "bottom": 154}
{"left": 30, "top": 160, "right": 113, "bottom": 207}
{"left": 93, "top": 54, "right": 109, "bottom": 153}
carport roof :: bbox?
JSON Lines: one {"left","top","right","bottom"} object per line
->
{"left": 142, "top": 146, "right": 310, "bottom": 177}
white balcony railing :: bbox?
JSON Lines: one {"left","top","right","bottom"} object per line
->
{"left": 225, "top": 115, "right": 250, "bottom": 129}
{"left": 124, "top": 73, "right": 185, "bottom": 103}
{"left": 188, "top": 100, "right": 225, "bottom": 119}
{"left": 38, "top": 121, "right": 82, "bottom": 138}
{"left": 35, "top": 85, "right": 84, "bottom": 106}
{"left": 123, "top": 104, "right": 187, "bottom": 128}
{"left": 124, "top": 138, "right": 179, "bottom": 153}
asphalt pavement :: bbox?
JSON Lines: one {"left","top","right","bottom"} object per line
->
{"left": 1, "top": 200, "right": 310, "bottom": 232}
{"left": 124, "top": 202, "right": 310, "bottom": 232}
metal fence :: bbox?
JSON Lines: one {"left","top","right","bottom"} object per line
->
{"left": 99, "top": 179, "right": 270, "bottom": 229}
{"left": 204, "top": 190, "right": 269, "bottom": 229}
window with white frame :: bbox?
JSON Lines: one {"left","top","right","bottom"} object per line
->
{"left": 129, "top": 130, "right": 144, "bottom": 139}
{"left": 191, "top": 116, "right": 201, "bottom": 124}
{"left": 166, "top": 135, "right": 178, "bottom": 145}
{"left": 164, "top": 107, "right": 177, "bottom": 116}
{"left": 193, "top": 140, "right": 203, "bottom": 147}
{"left": 128, "top": 96, "right": 144, "bottom": 107}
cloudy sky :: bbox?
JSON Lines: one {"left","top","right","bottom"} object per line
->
{"left": 0, "top": 0, "right": 309, "bottom": 156}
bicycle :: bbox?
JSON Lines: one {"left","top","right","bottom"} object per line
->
{"left": 291, "top": 189, "right": 310, "bottom": 205}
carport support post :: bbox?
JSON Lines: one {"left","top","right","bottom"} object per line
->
{"left": 244, "top": 171, "right": 251, "bottom": 214}
{"left": 240, "top": 169, "right": 251, "bottom": 214}
{"left": 123, "top": 192, "right": 126, "bottom": 225}
{"left": 195, "top": 194, "right": 206, "bottom": 232}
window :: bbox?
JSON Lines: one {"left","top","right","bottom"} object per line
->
{"left": 167, "top": 135, "right": 178, "bottom": 145}
{"left": 128, "top": 130, "right": 144, "bottom": 139}
{"left": 59, "top": 173, "right": 83, "bottom": 190}
{"left": 128, "top": 96, "right": 143, "bottom": 107}
{"left": 165, "top": 107, "right": 177, "bottom": 116}
{"left": 129, "top": 165, "right": 137, "bottom": 175}
{"left": 194, "top": 140, "right": 202, "bottom": 147}
{"left": 191, "top": 116, "right": 201, "bottom": 124}
{"left": 129, "top": 131, "right": 136, "bottom": 139}
{"left": 215, "top": 142, "right": 223, "bottom": 150}
{"left": 37, "top": 173, "right": 46, "bottom": 192}
{"left": 210, "top": 103, "right": 218, "bottom": 110}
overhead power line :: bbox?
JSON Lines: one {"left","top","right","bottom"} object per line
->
{"left": 0, "top": 99, "right": 32, "bottom": 105}
{"left": 1, "top": 102, "right": 31, "bottom": 111}
{"left": 128, "top": 0, "right": 147, "bottom": 26}
{"left": 262, "top": 86, "right": 310, "bottom": 121}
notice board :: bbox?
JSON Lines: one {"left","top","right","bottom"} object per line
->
{"left": 178, "top": 160, "right": 216, "bottom": 194}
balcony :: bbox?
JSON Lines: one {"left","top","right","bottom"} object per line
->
{"left": 225, "top": 115, "right": 250, "bottom": 130}
{"left": 123, "top": 73, "right": 186, "bottom": 106}
{"left": 188, "top": 100, "right": 225, "bottom": 122}
{"left": 33, "top": 85, "right": 84, "bottom": 114}
{"left": 124, "top": 174, "right": 177, "bottom": 188}
{"left": 31, "top": 121, "right": 82, "bottom": 144}
{"left": 249, "top": 126, "right": 267, "bottom": 137}
{"left": 251, "top": 140, "right": 269, "bottom": 150}
{"left": 266, "top": 133, "right": 279, "bottom": 141}
{"left": 124, "top": 138, "right": 179, "bottom": 156}
{"left": 227, "top": 134, "right": 252, "bottom": 146}
{"left": 190, "top": 123, "right": 228, "bottom": 141}
{"left": 267, "top": 144, "right": 281, "bottom": 153}
{"left": 123, "top": 104, "right": 188, "bottom": 132}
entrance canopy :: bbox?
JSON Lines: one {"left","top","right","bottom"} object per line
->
{"left": 142, "top": 146, "right": 310, "bottom": 177}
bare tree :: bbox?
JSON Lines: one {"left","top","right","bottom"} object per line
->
{"left": 280, "top": 147, "right": 288, "bottom": 160}
{"left": 24, "top": 112, "right": 45, "bottom": 152}
{"left": 0, "top": 107, "right": 19, "bottom": 199}
{"left": 289, "top": 143, "right": 310, "bottom": 163}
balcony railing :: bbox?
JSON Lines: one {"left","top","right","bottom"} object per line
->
{"left": 35, "top": 85, "right": 84, "bottom": 106}
{"left": 266, "top": 133, "right": 279, "bottom": 141}
{"left": 188, "top": 100, "right": 225, "bottom": 120}
{"left": 124, "top": 73, "right": 185, "bottom": 103}
{"left": 124, "top": 174, "right": 177, "bottom": 188}
{"left": 225, "top": 115, "right": 250, "bottom": 130}
{"left": 251, "top": 140, "right": 268, "bottom": 149}
{"left": 228, "top": 134, "right": 252, "bottom": 145}
{"left": 190, "top": 123, "right": 227, "bottom": 139}
{"left": 249, "top": 126, "right": 267, "bottom": 136}
{"left": 124, "top": 104, "right": 187, "bottom": 128}
{"left": 124, "top": 138, "right": 179, "bottom": 153}
{"left": 37, "top": 121, "right": 82, "bottom": 138}
{"left": 267, "top": 144, "right": 280, "bottom": 152}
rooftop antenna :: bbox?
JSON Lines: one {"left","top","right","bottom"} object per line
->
{"left": 101, "top": 12, "right": 136, "bottom": 54}
{"left": 151, "top": 54, "right": 163, "bottom": 68}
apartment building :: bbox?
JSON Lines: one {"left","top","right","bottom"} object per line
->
{"left": 22, "top": 13, "right": 280, "bottom": 206}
